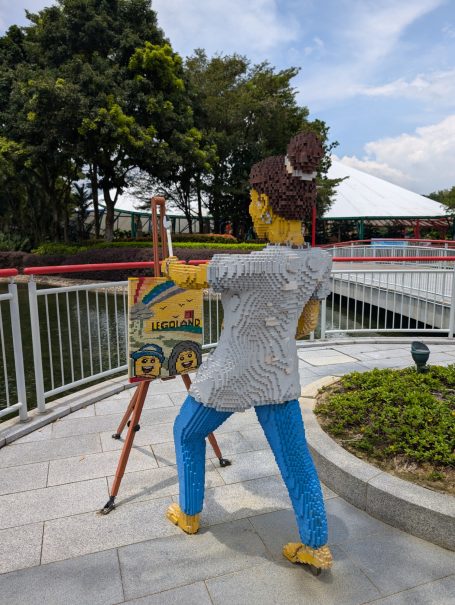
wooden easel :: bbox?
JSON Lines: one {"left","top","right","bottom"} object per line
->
{"left": 100, "top": 197, "right": 229, "bottom": 514}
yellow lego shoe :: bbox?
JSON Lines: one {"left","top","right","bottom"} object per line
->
{"left": 166, "top": 503, "right": 200, "bottom": 534}
{"left": 283, "top": 542, "right": 333, "bottom": 575}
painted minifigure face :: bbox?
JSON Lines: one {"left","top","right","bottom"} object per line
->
{"left": 249, "top": 189, "right": 304, "bottom": 246}
{"left": 134, "top": 355, "right": 162, "bottom": 378}
{"left": 175, "top": 349, "right": 198, "bottom": 373}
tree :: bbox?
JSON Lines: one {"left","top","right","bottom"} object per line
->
{"left": 182, "top": 50, "right": 339, "bottom": 237}
{"left": 427, "top": 187, "right": 455, "bottom": 212}
{"left": 0, "top": 0, "right": 200, "bottom": 242}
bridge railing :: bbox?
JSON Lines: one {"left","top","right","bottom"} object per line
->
{"left": 24, "top": 263, "right": 222, "bottom": 413}
{"left": 0, "top": 270, "right": 28, "bottom": 422}
{"left": 2, "top": 256, "right": 455, "bottom": 421}
{"left": 320, "top": 263, "right": 455, "bottom": 339}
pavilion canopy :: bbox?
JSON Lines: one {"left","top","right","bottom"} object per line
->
{"left": 325, "top": 159, "right": 447, "bottom": 223}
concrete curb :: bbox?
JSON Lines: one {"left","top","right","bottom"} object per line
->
{"left": 0, "top": 377, "right": 135, "bottom": 447}
{"left": 301, "top": 376, "right": 455, "bottom": 551}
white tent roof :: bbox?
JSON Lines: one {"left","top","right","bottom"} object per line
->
{"left": 325, "top": 159, "right": 447, "bottom": 219}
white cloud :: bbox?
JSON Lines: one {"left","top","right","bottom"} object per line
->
{"left": 360, "top": 69, "right": 455, "bottom": 106}
{"left": 299, "top": 0, "right": 445, "bottom": 106}
{"left": 339, "top": 115, "right": 455, "bottom": 193}
{"left": 153, "top": 0, "right": 299, "bottom": 60}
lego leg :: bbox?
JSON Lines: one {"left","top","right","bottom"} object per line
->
{"left": 255, "top": 400, "right": 332, "bottom": 572}
{"left": 168, "top": 395, "right": 231, "bottom": 534}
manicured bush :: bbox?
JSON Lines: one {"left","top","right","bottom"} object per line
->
{"left": 32, "top": 240, "right": 264, "bottom": 255}
{"left": 315, "top": 366, "right": 455, "bottom": 468}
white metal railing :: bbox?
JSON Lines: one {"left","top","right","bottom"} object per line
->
{"left": 320, "top": 266, "right": 455, "bottom": 338}
{"left": 27, "top": 278, "right": 223, "bottom": 412}
{"left": 326, "top": 244, "right": 455, "bottom": 266}
{"left": 29, "top": 279, "right": 130, "bottom": 412}
{"left": 0, "top": 279, "right": 27, "bottom": 421}
{"left": 3, "top": 259, "right": 455, "bottom": 422}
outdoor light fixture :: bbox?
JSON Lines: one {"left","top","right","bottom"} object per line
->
{"left": 411, "top": 341, "right": 430, "bottom": 373}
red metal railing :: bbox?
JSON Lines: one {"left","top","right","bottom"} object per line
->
{"left": 0, "top": 269, "right": 18, "bottom": 278}
{"left": 7, "top": 252, "right": 455, "bottom": 277}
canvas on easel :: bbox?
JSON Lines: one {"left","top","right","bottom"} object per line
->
{"left": 128, "top": 276, "right": 204, "bottom": 381}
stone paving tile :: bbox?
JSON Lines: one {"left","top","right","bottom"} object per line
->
{"left": 47, "top": 446, "right": 157, "bottom": 486}
{"left": 331, "top": 343, "right": 385, "bottom": 355}
{"left": 197, "top": 475, "right": 292, "bottom": 527}
{"left": 0, "top": 523, "right": 43, "bottom": 574}
{"left": 168, "top": 391, "right": 188, "bottom": 406}
{"left": 240, "top": 426, "right": 270, "bottom": 450}
{"left": 121, "top": 582, "right": 213, "bottom": 605}
{"left": 0, "top": 549, "right": 123, "bottom": 605}
{"left": 205, "top": 549, "right": 381, "bottom": 605}
{"left": 51, "top": 413, "right": 126, "bottom": 438}
{"left": 214, "top": 408, "right": 259, "bottom": 433}
{"left": 63, "top": 406, "right": 95, "bottom": 419}
{"left": 0, "top": 477, "right": 108, "bottom": 529}
{"left": 298, "top": 349, "right": 359, "bottom": 366}
{"left": 300, "top": 362, "right": 368, "bottom": 377}
{"left": 248, "top": 498, "right": 393, "bottom": 559}
{"left": 118, "top": 518, "right": 270, "bottom": 601}
{"left": 361, "top": 348, "right": 410, "bottom": 360}
{"left": 0, "top": 461, "right": 48, "bottom": 495}
{"left": 107, "top": 461, "right": 224, "bottom": 505}
{"left": 215, "top": 449, "right": 279, "bottom": 484}
{"left": 95, "top": 393, "right": 174, "bottom": 416}
{"left": 100, "top": 423, "right": 175, "bottom": 452}
{"left": 149, "top": 376, "right": 188, "bottom": 393}
{"left": 361, "top": 358, "right": 411, "bottom": 370}
{"left": 0, "top": 433, "right": 101, "bottom": 468}
{"left": 52, "top": 407, "right": 178, "bottom": 439}
{"left": 14, "top": 423, "right": 53, "bottom": 443}
{"left": 152, "top": 430, "right": 253, "bottom": 467}
{"left": 365, "top": 575, "right": 455, "bottom": 605}
{"left": 339, "top": 528, "right": 455, "bottom": 597}
{"left": 41, "top": 496, "right": 179, "bottom": 563}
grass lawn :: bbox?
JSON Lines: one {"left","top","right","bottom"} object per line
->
{"left": 315, "top": 366, "right": 455, "bottom": 495}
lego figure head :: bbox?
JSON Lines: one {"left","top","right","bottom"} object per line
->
{"left": 168, "top": 341, "right": 202, "bottom": 375}
{"left": 249, "top": 132, "right": 323, "bottom": 245}
{"left": 131, "top": 343, "right": 164, "bottom": 379}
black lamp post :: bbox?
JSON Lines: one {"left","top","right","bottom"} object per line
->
{"left": 411, "top": 341, "right": 430, "bottom": 373}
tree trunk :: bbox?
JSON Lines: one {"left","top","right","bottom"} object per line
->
{"left": 90, "top": 164, "right": 100, "bottom": 239}
{"left": 103, "top": 186, "right": 115, "bottom": 241}
{"left": 196, "top": 176, "right": 204, "bottom": 233}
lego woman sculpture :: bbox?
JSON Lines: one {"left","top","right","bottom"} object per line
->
{"left": 162, "top": 132, "right": 333, "bottom": 573}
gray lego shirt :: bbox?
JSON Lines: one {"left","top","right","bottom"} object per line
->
{"left": 189, "top": 245, "right": 332, "bottom": 412}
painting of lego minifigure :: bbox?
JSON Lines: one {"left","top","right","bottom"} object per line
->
{"left": 128, "top": 277, "right": 203, "bottom": 382}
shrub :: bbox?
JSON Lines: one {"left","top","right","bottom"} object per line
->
{"left": 32, "top": 241, "right": 264, "bottom": 255}
{"left": 315, "top": 366, "right": 455, "bottom": 467}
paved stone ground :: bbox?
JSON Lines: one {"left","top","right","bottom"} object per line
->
{"left": 1, "top": 342, "right": 454, "bottom": 605}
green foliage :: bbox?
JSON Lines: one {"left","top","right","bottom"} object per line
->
{"left": 0, "top": 232, "right": 31, "bottom": 252}
{"left": 427, "top": 186, "right": 455, "bottom": 214}
{"left": 32, "top": 240, "right": 263, "bottom": 255}
{"left": 316, "top": 367, "right": 455, "bottom": 466}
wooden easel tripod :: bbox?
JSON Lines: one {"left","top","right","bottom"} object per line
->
{"left": 101, "top": 197, "right": 229, "bottom": 515}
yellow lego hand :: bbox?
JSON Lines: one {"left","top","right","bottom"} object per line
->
{"left": 296, "top": 299, "right": 320, "bottom": 339}
{"left": 161, "top": 256, "right": 179, "bottom": 277}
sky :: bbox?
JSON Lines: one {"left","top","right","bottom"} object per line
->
{"left": 1, "top": 0, "right": 454, "bottom": 195}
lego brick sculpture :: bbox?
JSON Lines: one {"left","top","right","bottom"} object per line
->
{"left": 164, "top": 131, "right": 333, "bottom": 573}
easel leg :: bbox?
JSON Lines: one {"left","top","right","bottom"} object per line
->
{"left": 100, "top": 381, "right": 149, "bottom": 514}
{"left": 111, "top": 386, "right": 140, "bottom": 439}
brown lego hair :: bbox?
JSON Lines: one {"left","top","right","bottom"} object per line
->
{"left": 249, "top": 130, "right": 323, "bottom": 220}
{"left": 286, "top": 131, "right": 324, "bottom": 174}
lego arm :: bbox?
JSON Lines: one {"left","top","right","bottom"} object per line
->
{"left": 295, "top": 299, "right": 320, "bottom": 339}
{"left": 161, "top": 257, "right": 209, "bottom": 290}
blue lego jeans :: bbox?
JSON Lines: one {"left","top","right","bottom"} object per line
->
{"left": 173, "top": 395, "right": 328, "bottom": 549}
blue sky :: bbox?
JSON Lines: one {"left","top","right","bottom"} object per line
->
{"left": 1, "top": 0, "right": 454, "bottom": 194}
